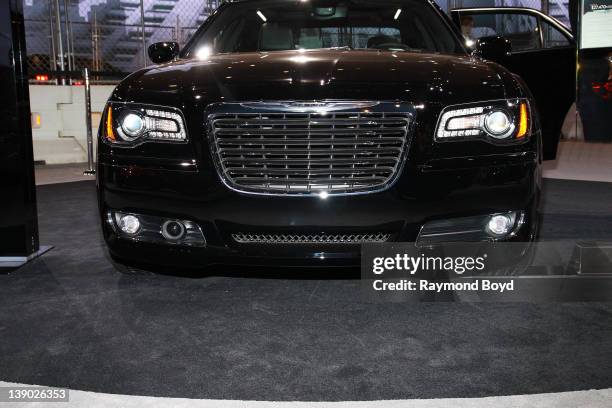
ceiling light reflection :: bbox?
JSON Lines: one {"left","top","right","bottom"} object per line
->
{"left": 195, "top": 46, "right": 211, "bottom": 60}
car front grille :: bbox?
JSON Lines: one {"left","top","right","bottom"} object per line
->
{"left": 231, "top": 232, "right": 392, "bottom": 244}
{"left": 207, "top": 102, "right": 412, "bottom": 195}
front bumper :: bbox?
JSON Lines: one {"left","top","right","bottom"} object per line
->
{"left": 98, "top": 151, "right": 540, "bottom": 268}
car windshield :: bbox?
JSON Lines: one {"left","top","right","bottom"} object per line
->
{"left": 184, "top": 0, "right": 464, "bottom": 57}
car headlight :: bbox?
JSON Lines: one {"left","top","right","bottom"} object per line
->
{"left": 103, "top": 103, "right": 187, "bottom": 145}
{"left": 120, "top": 113, "right": 146, "bottom": 139}
{"left": 435, "top": 99, "right": 530, "bottom": 142}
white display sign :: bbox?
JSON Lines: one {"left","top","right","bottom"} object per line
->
{"left": 581, "top": 0, "right": 612, "bottom": 49}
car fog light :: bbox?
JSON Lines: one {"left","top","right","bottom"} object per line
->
{"left": 484, "top": 110, "right": 512, "bottom": 138}
{"left": 162, "top": 220, "right": 186, "bottom": 240}
{"left": 486, "top": 214, "right": 514, "bottom": 237}
{"left": 118, "top": 214, "right": 141, "bottom": 235}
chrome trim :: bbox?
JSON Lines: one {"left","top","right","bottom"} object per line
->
{"left": 206, "top": 101, "right": 415, "bottom": 197}
{"left": 536, "top": 10, "right": 544, "bottom": 49}
{"left": 232, "top": 232, "right": 391, "bottom": 244}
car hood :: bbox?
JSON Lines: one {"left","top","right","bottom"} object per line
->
{"left": 113, "top": 49, "right": 514, "bottom": 107}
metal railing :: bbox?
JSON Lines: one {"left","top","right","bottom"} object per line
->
{"left": 23, "top": 0, "right": 216, "bottom": 84}
{"left": 25, "top": 17, "right": 197, "bottom": 83}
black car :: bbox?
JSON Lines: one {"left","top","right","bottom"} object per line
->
{"left": 97, "top": 0, "right": 569, "bottom": 270}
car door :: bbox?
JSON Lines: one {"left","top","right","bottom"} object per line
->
{"left": 450, "top": 8, "right": 576, "bottom": 160}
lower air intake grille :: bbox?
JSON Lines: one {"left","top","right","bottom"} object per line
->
{"left": 232, "top": 232, "right": 392, "bottom": 244}
{"left": 207, "top": 102, "right": 412, "bottom": 195}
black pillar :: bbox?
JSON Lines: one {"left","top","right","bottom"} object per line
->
{"left": 0, "top": 0, "right": 40, "bottom": 269}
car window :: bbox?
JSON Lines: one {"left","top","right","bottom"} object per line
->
{"left": 541, "top": 19, "right": 571, "bottom": 48}
{"left": 459, "top": 12, "right": 540, "bottom": 52}
{"left": 185, "top": 0, "right": 464, "bottom": 56}
{"left": 293, "top": 27, "right": 402, "bottom": 49}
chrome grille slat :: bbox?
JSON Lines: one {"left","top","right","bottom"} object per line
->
{"left": 214, "top": 128, "right": 405, "bottom": 135}
{"left": 225, "top": 167, "right": 395, "bottom": 175}
{"left": 232, "top": 232, "right": 392, "bottom": 244}
{"left": 219, "top": 147, "right": 402, "bottom": 155}
{"left": 231, "top": 177, "right": 389, "bottom": 183}
{"left": 217, "top": 137, "right": 405, "bottom": 145}
{"left": 208, "top": 103, "right": 411, "bottom": 195}
{"left": 214, "top": 118, "right": 408, "bottom": 126}
{"left": 223, "top": 158, "right": 396, "bottom": 165}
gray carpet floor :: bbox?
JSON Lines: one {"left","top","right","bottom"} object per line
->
{"left": 0, "top": 179, "right": 611, "bottom": 401}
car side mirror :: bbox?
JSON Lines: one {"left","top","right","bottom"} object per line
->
{"left": 474, "top": 36, "right": 512, "bottom": 63}
{"left": 148, "top": 42, "right": 179, "bottom": 64}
